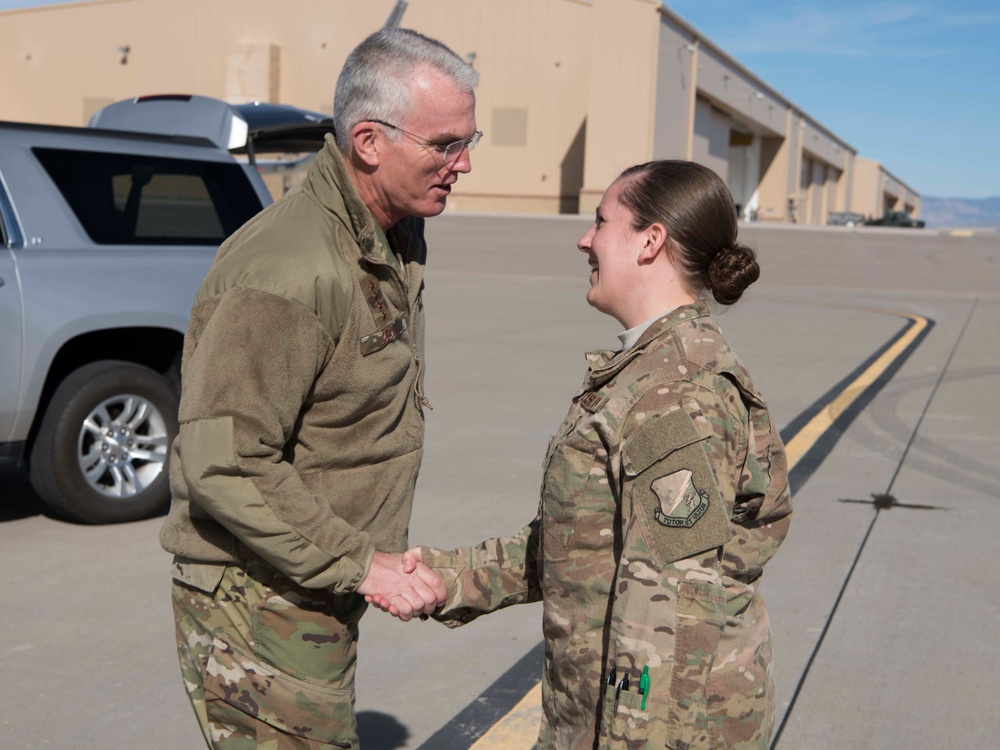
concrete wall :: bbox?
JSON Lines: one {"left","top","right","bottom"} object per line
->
{"left": 652, "top": 19, "right": 695, "bottom": 162}
{"left": 0, "top": 0, "right": 392, "bottom": 124}
{"left": 853, "top": 158, "right": 879, "bottom": 218}
{"left": 578, "top": 0, "right": 662, "bottom": 214}
{"left": 852, "top": 156, "right": 921, "bottom": 219}
{"left": 405, "top": 0, "right": 596, "bottom": 213}
{"left": 836, "top": 154, "right": 854, "bottom": 214}
{"left": 756, "top": 128, "right": 791, "bottom": 222}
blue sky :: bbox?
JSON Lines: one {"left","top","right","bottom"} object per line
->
{"left": 667, "top": 0, "right": 1000, "bottom": 199}
{"left": 2, "top": 0, "right": 997, "bottom": 198}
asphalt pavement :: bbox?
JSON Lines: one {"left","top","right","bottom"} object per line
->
{"left": 1, "top": 217, "right": 997, "bottom": 749}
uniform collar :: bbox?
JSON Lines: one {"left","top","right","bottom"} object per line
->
{"left": 585, "top": 301, "right": 710, "bottom": 389}
{"left": 302, "top": 134, "right": 382, "bottom": 263}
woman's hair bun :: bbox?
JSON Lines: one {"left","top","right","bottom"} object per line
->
{"left": 707, "top": 243, "right": 759, "bottom": 305}
{"left": 614, "top": 161, "right": 763, "bottom": 304}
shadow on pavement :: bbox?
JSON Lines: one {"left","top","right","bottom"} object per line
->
{"left": 0, "top": 467, "right": 172, "bottom": 525}
{"left": 0, "top": 467, "right": 49, "bottom": 522}
{"left": 357, "top": 711, "right": 410, "bottom": 750}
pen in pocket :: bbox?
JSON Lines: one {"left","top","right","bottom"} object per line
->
{"left": 638, "top": 665, "right": 650, "bottom": 711}
{"left": 615, "top": 672, "right": 629, "bottom": 704}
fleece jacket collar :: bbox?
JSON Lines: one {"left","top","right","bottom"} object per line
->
{"left": 302, "top": 134, "right": 382, "bottom": 265}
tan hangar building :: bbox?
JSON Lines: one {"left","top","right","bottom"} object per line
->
{"left": 0, "top": 0, "right": 920, "bottom": 223}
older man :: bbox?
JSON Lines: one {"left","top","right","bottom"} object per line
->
{"left": 160, "top": 28, "right": 480, "bottom": 749}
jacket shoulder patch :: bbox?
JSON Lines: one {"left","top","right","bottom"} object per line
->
{"left": 624, "top": 410, "right": 732, "bottom": 567}
{"left": 651, "top": 469, "right": 710, "bottom": 529}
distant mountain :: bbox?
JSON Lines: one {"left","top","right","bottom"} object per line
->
{"left": 920, "top": 196, "right": 1000, "bottom": 230}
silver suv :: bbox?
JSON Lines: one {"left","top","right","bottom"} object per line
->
{"left": 0, "top": 95, "right": 330, "bottom": 523}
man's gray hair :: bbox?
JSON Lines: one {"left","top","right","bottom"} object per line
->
{"left": 333, "top": 28, "right": 479, "bottom": 152}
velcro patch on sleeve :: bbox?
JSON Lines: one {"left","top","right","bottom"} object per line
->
{"left": 621, "top": 408, "right": 702, "bottom": 475}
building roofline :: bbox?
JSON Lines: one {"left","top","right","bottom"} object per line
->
{"left": 657, "top": 2, "right": 856, "bottom": 154}
{"left": 855, "top": 156, "right": 920, "bottom": 196}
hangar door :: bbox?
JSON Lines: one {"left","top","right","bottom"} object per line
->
{"left": 728, "top": 129, "right": 759, "bottom": 221}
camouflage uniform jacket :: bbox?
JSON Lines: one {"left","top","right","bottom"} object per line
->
{"left": 160, "top": 134, "right": 428, "bottom": 596}
{"left": 422, "top": 302, "right": 792, "bottom": 749}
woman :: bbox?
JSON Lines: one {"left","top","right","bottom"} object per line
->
{"left": 375, "top": 160, "right": 792, "bottom": 749}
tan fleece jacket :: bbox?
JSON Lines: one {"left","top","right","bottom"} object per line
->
{"left": 160, "top": 135, "right": 428, "bottom": 595}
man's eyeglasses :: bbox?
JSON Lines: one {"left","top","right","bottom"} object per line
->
{"left": 370, "top": 119, "right": 483, "bottom": 163}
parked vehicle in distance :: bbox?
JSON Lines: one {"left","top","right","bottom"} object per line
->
{"left": 0, "top": 95, "right": 330, "bottom": 523}
{"left": 864, "top": 210, "right": 926, "bottom": 229}
{"left": 826, "top": 211, "right": 866, "bottom": 228}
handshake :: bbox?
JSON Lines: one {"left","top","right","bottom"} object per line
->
{"left": 357, "top": 548, "right": 444, "bottom": 622}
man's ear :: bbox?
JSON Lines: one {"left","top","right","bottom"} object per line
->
{"left": 350, "top": 121, "right": 380, "bottom": 167}
{"left": 638, "top": 222, "right": 668, "bottom": 264}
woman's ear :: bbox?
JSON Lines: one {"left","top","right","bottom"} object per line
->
{"left": 350, "top": 122, "right": 380, "bottom": 167}
{"left": 638, "top": 222, "right": 668, "bottom": 264}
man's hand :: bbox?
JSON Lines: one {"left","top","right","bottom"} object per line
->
{"left": 357, "top": 549, "right": 444, "bottom": 622}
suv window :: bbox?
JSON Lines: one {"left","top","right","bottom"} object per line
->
{"left": 33, "top": 147, "right": 260, "bottom": 245}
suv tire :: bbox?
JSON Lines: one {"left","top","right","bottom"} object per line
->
{"left": 29, "top": 360, "right": 179, "bottom": 523}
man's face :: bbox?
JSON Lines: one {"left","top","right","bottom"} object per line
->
{"left": 375, "top": 65, "right": 477, "bottom": 223}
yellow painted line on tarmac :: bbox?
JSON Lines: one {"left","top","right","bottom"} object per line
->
{"left": 468, "top": 683, "right": 543, "bottom": 749}
{"left": 467, "top": 307, "right": 929, "bottom": 750}
{"left": 782, "top": 310, "right": 928, "bottom": 468}
{"left": 949, "top": 229, "right": 974, "bottom": 237}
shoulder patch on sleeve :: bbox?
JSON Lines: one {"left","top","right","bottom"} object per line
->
{"left": 623, "top": 411, "right": 732, "bottom": 566}
{"left": 651, "top": 469, "right": 710, "bottom": 528}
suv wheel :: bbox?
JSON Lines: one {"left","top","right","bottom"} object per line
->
{"left": 29, "top": 360, "right": 179, "bottom": 523}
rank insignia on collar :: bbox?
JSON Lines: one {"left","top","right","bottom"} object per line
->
{"left": 361, "top": 273, "right": 391, "bottom": 325}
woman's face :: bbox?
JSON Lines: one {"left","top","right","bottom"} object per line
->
{"left": 577, "top": 179, "right": 644, "bottom": 325}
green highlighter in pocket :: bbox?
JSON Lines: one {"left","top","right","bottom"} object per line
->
{"left": 639, "top": 665, "right": 650, "bottom": 711}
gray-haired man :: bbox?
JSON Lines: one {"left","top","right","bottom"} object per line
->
{"left": 161, "top": 28, "right": 481, "bottom": 748}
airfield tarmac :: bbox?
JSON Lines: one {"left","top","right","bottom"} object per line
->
{"left": 1, "top": 216, "right": 997, "bottom": 749}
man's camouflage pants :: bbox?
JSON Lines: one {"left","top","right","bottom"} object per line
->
{"left": 171, "top": 558, "right": 366, "bottom": 749}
